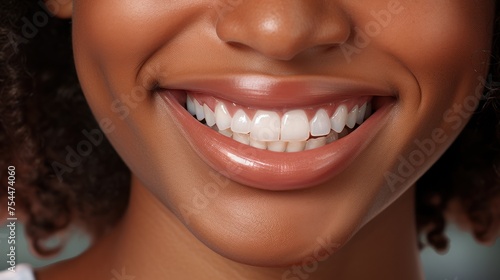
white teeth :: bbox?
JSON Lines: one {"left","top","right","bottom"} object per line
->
{"left": 187, "top": 96, "right": 196, "bottom": 115}
{"left": 250, "top": 110, "right": 281, "bottom": 141}
{"left": 331, "top": 105, "right": 347, "bottom": 133}
{"left": 203, "top": 104, "right": 216, "bottom": 127}
{"left": 267, "top": 141, "right": 287, "bottom": 152}
{"left": 194, "top": 99, "right": 205, "bottom": 121}
{"left": 346, "top": 105, "right": 358, "bottom": 129}
{"left": 310, "top": 109, "right": 331, "bottom": 137}
{"left": 215, "top": 102, "right": 232, "bottom": 131}
{"left": 357, "top": 103, "right": 367, "bottom": 125}
{"left": 281, "top": 110, "right": 310, "bottom": 141}
{"left": 233, "top": 133, "right": 250, "bottom": 145}
{"left": 231, "top": 109, "right": 252, "bottom": 134}
{"left": 305, "top": 137, "right": 327, "bottom": 150}
{"left": 286, "top": 141, "right": 306, "bottom": 152}
{"left": 187, "top": 94, "right": 373, "bottom": 152}
{"left": 250, "top": 137, "right": 267, "bottom": 150}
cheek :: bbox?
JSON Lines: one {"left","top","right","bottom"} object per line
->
{"left": 72, "top": 0, "right": 206, "bottom": 93}
{"left": 393, "top": 2, "right": 492, "bottom": 137}
{"left": 346, "top": 1, "right": 494, "bottom": 212}
{"left": 73, "top": 1, "right": 186, "bottom": 61}
{"left": 382, "top": 1, "right": 493, "bottom": 90}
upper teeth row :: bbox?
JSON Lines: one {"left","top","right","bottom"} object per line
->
{"left": 186, "top": 95, "right": 370, "bottom": 142}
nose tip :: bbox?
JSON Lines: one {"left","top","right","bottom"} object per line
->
{"left": 216, "top": 0, "right": 351, "bottom": 61}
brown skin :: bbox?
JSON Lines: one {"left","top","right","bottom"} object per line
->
{"left": 38, "top": 0, "right": 494, "bottom": 279}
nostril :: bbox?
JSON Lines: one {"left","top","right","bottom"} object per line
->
{"left": 224, "top": 41, "right": 248, "bottom": 50}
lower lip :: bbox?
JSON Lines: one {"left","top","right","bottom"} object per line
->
{"left": 160, "top": 90, "right": 393, "bottom": 191}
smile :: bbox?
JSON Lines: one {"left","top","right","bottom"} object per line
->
{"left": 186, "top": 93, "right": 371, "bottom": 152}
{"left": 158, "top": 75, "right": 395, "bottom": 191}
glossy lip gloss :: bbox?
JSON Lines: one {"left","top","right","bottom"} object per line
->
{"left": 158, "top": 77, "right": 395, "bottom": 191}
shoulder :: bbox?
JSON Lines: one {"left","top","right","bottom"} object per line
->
{"left": 0, "top": 264, "right": 35, "bottom": 280}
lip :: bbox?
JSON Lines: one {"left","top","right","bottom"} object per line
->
{"left": 158, "top": 77, "right": 395, "bottom": 191}
{"left": 157, "top": 74, "right": 394, "bottom": 108}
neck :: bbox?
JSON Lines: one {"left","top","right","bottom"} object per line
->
{"left": 39, "top": 175, "right": 423, "bottom": 280}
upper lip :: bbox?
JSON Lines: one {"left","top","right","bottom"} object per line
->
{"left": 156, "top": 74, "right": 395, "bottom": 108}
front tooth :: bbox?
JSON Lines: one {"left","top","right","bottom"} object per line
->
{"left": 357, "top": 103, "right": 367, "bottom": 124}
{"left": 233, "top": 133, "right": 250, "bottom": 145}
{"left": 286, "top": 141, "right": 306, "bottom": 152}
{"left": 231, "top": 109, "right": 252, "bottom": 134}
{"left": 194, "top": 99, "right": 205, "bottom": 121}
{"left": 251, "top": 110, "right": 281, "bottom": 141}
{"left": 281, "top": 110, "right": 310, "bottom": 141}
{"left": 249, "top": 137, "right": 267, "bottom": 150}
{"left": 267, "top": 141, "right": 287, "bottom": 152}
{"left": 187, "top": 96, "right": 196, "bottom": 115}
{"left": 215, "top": 102, "right": 232, "bottom": 131}
{"left": 203, "top": 104, "right": 216, "bottom": 126}
{"left": 331, "top": 105, "right": 347, "bottom": 133}
{"left": 310, "top": 109, "right": 331, "bottom": 137}
{"left": 346, "top": 105, "right": 358, "bottom": 129}
{"left": 305, "top": 137, "right": 327, "bottom": 150}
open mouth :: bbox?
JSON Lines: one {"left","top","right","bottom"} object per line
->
{"left": 185, "top": 93, "right": 372, "bottom": 152}
{"left": 158, "top": 76, "right": 395, "bottom": 191}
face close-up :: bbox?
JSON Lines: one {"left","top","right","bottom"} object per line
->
{"left": 70, "top": 0, "right": 494, "bottom": 268}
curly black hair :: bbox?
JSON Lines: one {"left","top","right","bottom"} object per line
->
{"left": 0, "top": 0, "right": 499, "bottom": 256}
{"left": 0, "top": 0, "right": 130, "bottom": 255}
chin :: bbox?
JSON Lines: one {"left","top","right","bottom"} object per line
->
{"left": 183, "top": 210, "right": 349, "bottom": 267}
